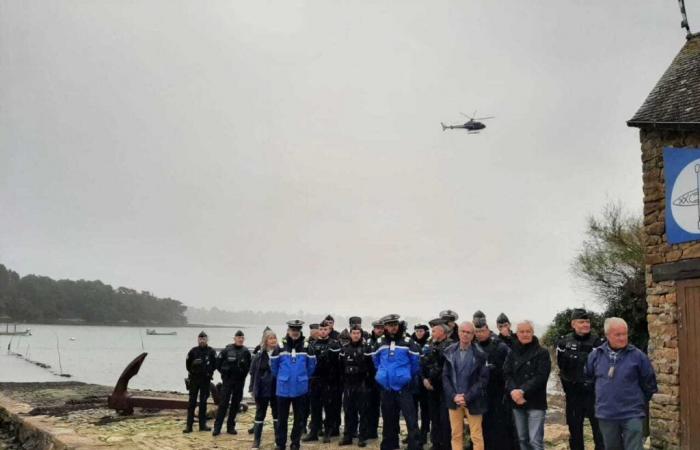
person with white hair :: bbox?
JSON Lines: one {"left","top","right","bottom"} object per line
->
{"left": 503, "top": 320, "right": 551, "bottom": 450}
{"left": 585, "top": 317, "right": 657, "bottom": 450}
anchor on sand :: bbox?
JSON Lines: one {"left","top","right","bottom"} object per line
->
{"left": 108, "top": 352, "right": 248, "bottom": 415}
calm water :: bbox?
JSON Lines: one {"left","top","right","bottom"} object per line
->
{"left": 0, "top": 323, "right": 286, "bottom": 393}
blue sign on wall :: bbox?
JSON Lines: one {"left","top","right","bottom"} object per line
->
{"left": 664, "top": 147, "right": 700, "bottom": 244}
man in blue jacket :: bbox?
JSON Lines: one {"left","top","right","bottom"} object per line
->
{"left": 372, "top": 314, "right": 422, "bottom": 450}
{"left": 271, "top": 320, "right": 317, "bottom": 450}
{"left": 585, "top": 317, "right": 657, "bottom": 450}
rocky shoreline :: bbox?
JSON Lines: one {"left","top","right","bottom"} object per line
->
{"left": 0, "top": 382, "right": 588, "bottom": 449}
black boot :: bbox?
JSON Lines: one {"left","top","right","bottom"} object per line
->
{"left": 302, "top": 431, "right": 319, "bottom": 442}
{"left": 183, "top": 426, "right": 193, "bottom": 434}
{"left": 323, "top": 430, "right": 332, "bottom": 443}
{"left": 252, "top": 423, "right": 263, "bottom": 449}
{"left": 339, "top": 435, "right": 353, "bottom": 446}
{"left": 248, "top": 425, "right": 255, "bottom": 434}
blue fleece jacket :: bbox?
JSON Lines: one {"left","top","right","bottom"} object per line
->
{"left": 585, "top": 342, "right": 657, "bottom": 420}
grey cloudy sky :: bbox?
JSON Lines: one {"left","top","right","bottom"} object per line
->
{"left": 0, "top": 1, "right": 690, "bottom": 323}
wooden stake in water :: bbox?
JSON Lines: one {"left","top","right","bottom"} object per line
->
{"left": 54, "top": 333, "right": 64, "bottom": 376}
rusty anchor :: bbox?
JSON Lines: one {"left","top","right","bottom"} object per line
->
{"left": 108, "top": 352, "right": 247, "bottom": 415}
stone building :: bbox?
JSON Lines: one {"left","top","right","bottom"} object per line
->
{"left": 628, "top": 34, "right": 700, "bottom": 449}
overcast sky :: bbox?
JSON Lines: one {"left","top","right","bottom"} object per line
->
{"left": 0, "top": 1, "right": 691, "bottom": 323}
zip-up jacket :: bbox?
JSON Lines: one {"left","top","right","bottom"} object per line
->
{"left": 249, "top": 347, "right": 278, "bottom": 399}
{"left": 442, "top": 342, "right": 490, "bottom": 414}
{"left": 585, "top": 342, "right": 657, "bottom": 420}
{"left": 271, "top": 334, "right": 317, "bottom": 398}
{"left": 372, "top": 332, "right": 421, "bottom": 392}
{"left": 503, "top": 336, "right": 551, "bottom": 410}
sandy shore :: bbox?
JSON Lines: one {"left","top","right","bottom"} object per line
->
{"left": 0, "top": 382, "right": 592, "bottom": 449}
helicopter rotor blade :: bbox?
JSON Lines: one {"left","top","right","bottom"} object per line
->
{"left": 474, "top": 116, "right": 494, "bottom": 120}
{"left": 459, "top": 112, "right": 470, "bottom": 119}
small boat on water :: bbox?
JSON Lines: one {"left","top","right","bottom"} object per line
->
{"left": 146, "top": 329, "right": 177, "bottom": 336}
{"left": 0, "top": 323, "right": 31, "bottom": 336}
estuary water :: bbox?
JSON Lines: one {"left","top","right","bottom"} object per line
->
{"left": 0, "top": 323, "right": 284, "bottom": 393}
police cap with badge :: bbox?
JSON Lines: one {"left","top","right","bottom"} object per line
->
{"left": 287, "top": 319, "right": 305, "bottom": 330}
{"left": 439, "top": 310, "right": 459, "bottom": 322}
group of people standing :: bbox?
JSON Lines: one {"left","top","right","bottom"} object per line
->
{"left": 183, "top": 308, "right": 658, "bottom": 450}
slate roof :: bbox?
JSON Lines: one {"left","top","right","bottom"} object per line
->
{"left": 628, "top": 36, "right": 700, "bottom": 130}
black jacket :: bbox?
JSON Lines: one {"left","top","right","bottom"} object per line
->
{"left": 186, "top": 345, "right": 217, "bottom": 382}
{"left": 442, "top": 342, "right": 490, "bottom": 414}
{"left": 340, "top": 340, "right": 373, "bottom": 387}
{"left": 309, "top": 337, "right": 342, "bottom": 386}
{"left": 217, "top": 344, "right": 252, "bottom": 383}
{"left": 498, "top": 331, "right": 517, "bottom": 349}
{"left": 477, "top": 335, "right": 511, "bottom": 402}
{"left": 249, "top": 347, "right": 278, "bottom": 399}
{"left": 503, "top": 336, "right": 551, "bottom": 410}
{"left": 420, "top": 337, "right": 452, "bottom": 392}
{"left": 556, "top": 332, "right": 604, "bottom": 394}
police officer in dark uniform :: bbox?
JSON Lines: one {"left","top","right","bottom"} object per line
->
{"left": 474, "top": 317, "right": 517, "bottom": 450}
{"left": 340, "top": 316, "right": 370, "bottom": 346}
{"left": 365, "top": 319, "right": 384, "bottom": 440}
{"left": 308, "top": 323, "right": 320, "bottom": 345}
{"left": 324, "top": 314, "right": 341, "bottom": 340}
{"left": 421, "top": 318, "right": 453, "bottom": 450}
{"left": 496, "top": 313, "right": 517, "bottom": 349}
{"left": 324, "top": 314, "right": 343, "bottom": 434}
{"left": 439, "top": 310, "right": 460, "bottom": 342}
{"left": 304, "top": 320, "right": 342, "bottom": 443}
{"left": 339, "top": 324, "right": 373, "bottom": 447}
{"left": 184, "top": 331, "right": 217, "bottom": 433}
{"left": 411, "top": 323, "right": 431, "bottom": 445}
{"left": 556, "top": 308, "right": 605, "bottom": 450}
{"left": 213, "top": 330, "right": 251, "bottom": 436}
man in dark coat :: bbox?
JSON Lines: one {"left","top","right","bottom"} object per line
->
{"left": 439, "top": 310, "right": 460, "bottom": 342}
{"left": 184, "top": 331, "right": 217, "bottom": 433}
{"left": 496, "top": 313, "right": 517, "bottom": 349}
{"left": 556, "top": 308, "right": 605, "bottom": 450}
{"left": 421, "top": 318, "right": 454, "bottom": 450}
{"left": 213, "top": 330, "right": 252, "bottom": 436}
{"left": 474, "top": 317, "right": 517, "bottom": 450}
{"left": 365, "top": 319, "right": 384, "bottom": 440}
{"left": 304, "top": 320, "right": 342, "bottom": 443}
{"left": 411, "top": 323, "right": 431, "bottom": 445}
{"left": 339, "top": 324, "right": 374, "bottom": 447}
{"left": 442, "top": 321, "right": 489, "bottom": 450}
{"left": 503, "top": 321, "right": 551, "bottom": 450}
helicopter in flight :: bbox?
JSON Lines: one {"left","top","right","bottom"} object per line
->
{"left": 441, "top": 112, "right": 494, "bottom": 134}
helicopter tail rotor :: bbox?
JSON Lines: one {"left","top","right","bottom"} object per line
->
{"left": 441, "top": 122, "right": 447, "bottom": 131}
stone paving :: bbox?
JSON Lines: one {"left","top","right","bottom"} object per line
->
{"left": 0, "top": 382, "right": 593, "bottom": 449}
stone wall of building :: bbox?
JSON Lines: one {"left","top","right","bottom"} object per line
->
{"left": 641, "top": 129, "right": 700, "bottom": 450}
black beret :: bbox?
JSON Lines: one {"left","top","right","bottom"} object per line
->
{"left": 309, "top": 323, "right": 320, "bottom": 330}
{"left": 439, "top": 310, "right": 459, "bottom": 321}
{"left": 349, "top": 316, "right": 362, "bottom": 325}
{"left": 320, "top": 320, "right": 332, "bottom": 327}
{"left": 286, "top": 319, "right": 305, "bottom": 329}
{"left": 235, "top": 330, "right": 244, "bottom": 337}
{"left": 496, "top": 313, "right": 510, "bottom": 325}
{"left": 371, "top": 319, "right": 384, "bottom": 327}
{"left": 414, "top": 323, "right": 429, "bottom": 331}
{"left": 198, "top": 331, "right": 208, "bottom": 338}
{"left": 473, "top": 310, "right": 486, "bottom": 320}
{"left": 571, "top": 308, "right": 590, "bottom": 321}
{"left": 473, "top": 317, "right": 488, "bottom": 329}
{"left": 325, "top": 314, "right": 334, "bottom": 322}
{"left": 428, "top": 318, "right": 447, "bottom": 327}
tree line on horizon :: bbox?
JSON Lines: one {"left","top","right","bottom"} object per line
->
{"left": 0, "top": 264, "right": 187, "bottom": 325}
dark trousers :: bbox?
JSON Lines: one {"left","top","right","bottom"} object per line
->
{"left": 565, "top": 390, "right": 604, "bottom": 450}
{"left": 277, "top": 395, "right": 307, "bottom": 448}
{"left": 308, "top": 381, "right": 340, "bottom": 436}
{"left": 214, "top": 380, "right": 244, "bottom": 432}
{"left": 186, "top": 380, "right": 210, "bottom": 429}
{"left": 333, "top": 385, "right": 343, "bottom": 433}
{"left": 380, "top": 387, "right": 420, "bottom": 450}
{"left": 343, "top": 384, "right": 369, "bottom": 440}
{"left": 366, "top": 382, "right": 381, "bottom": 439}
{"left": 483, "top": 394, "right": 518, "bottom": 450}
{"left": 414, "top": 387, "right": 430, "bottom": 442}
{"left": 254, "top": 396, "right": 278, "bottom": 445}
{"left": 427, "top": 390, "right": 451, "bottom": 450}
